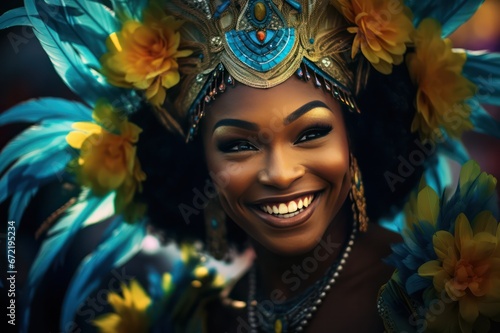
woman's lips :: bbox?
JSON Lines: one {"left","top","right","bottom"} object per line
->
{"left": 251, "top": 193, "right": 320, "bottom": 228}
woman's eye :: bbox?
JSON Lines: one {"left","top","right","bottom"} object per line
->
{"left": 219, "top": 141, "right": 257, "bottom": 153}
{"left": 295, "top": 126, "right": 332, "bottom": 144}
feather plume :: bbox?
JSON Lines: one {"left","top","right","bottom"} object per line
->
{"left": 468, "top": 99, "right": 500, "bottom": 138}
{"left": 0, "top": 98, "right": 92, "bottom": 125}
{"left": 110, "top": 0, "right": 149, "bottom": 21}
{"left": 21, "top": 193, "right": 113, "bottom": 332}
{"left": 0, "top": 140, "right": 72, "bottom": 203}
{"left": 21, "top": 0, "right": 140, "bottom": 109}
{"left": 406, "top": 0, "right": 485, "bottom": 37}
{"left": 0, "top": 122, "right": 75, "bottom": 175}
{"left": 0, "top": 7, "right": 30, "bottom": 29}
{"left": 464, "top": 51, "right": 500, "bottom": 106}
{"left": 59, "top": 218, "right": 146, "bottom": 330}
{"left": 9, "top": 186, "right": 38, "bottom": 223}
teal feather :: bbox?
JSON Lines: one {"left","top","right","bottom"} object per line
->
{"left": 9, "top": 187, "right": 38, "bottom": 223}
{"left": 22, "top": 145, "right": 71, "bottom": 179}
{"left": 0, "top": 139, "right": 71, "bottom": 203}
{"left": 437, "top": 136, "right": 470, "bottom": 164}
{"left": 21, "top": 193, "right": 113, "bottom": 332}
{"left": 21, "top": 0, "right": 140, "bottom": 109}
{"left": 405, "top": 273, "right": 430, "bottom": 295}
{"left": 424, "top": 155, "right": 451, "bottom": 195}
{"left": 469, "top": 100, "right": 500, "bottom": 138}
{"left": 0, "top": 122, "right": 75, "bottom": 175}
{"left": 51, "top": 0, "right": 119, "bottom": 37}
{"left": 110, "top": 0, "right": 149, "bottom": 20}
{"left": 405, "top": 0, "right": 484, "bottom": 36}
{"left": 464, "top": 51, "right": 500, "bottom": 106}
{"left": 0, "top": 98, "right": 92, "bottom": 125}
{"left": 44, "top": 0, "right": 120, "bottom": 65}
{"left": 60, "top": 218, "right": 146, "bottom": 330}
{"left": 0, "top": 7, "right": 30, "bottom": 29}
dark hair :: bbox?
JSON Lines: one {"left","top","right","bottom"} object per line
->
{"left": 131, "top": 63, "right": 432, "bottom": 250}
{"left": 346, "top": 63, "right": 432, "bottom": 222}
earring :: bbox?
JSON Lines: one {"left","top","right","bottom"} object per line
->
{"left": 349, "top": 154, "right": 369, "bottom": 232}
{"left": 204, "top": 196, "right": 229, "bottom": 260}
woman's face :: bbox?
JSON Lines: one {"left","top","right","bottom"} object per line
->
{"left": 201, "top": 75, "right": 351, "bottom": 256}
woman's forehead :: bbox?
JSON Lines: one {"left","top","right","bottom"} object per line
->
{"left": 205, "top": 76, "right": 342, "bottom": 121}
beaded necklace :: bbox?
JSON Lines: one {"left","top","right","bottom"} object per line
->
{"left": 247, "top": 220, "right": 358, "bottom": 333}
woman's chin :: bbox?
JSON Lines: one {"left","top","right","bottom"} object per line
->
{"left": 253, "top": 232, "right": 328, "bottom": 257}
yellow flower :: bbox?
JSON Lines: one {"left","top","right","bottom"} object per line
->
{"left": 419, "top": 213, "right": 500, "bottom": 332}
{"left": 66, "top": 100, "right": 146, "bottom": 216}
{"left": 93, "top": 280, "right": 151, "bottom": 333}
{"left": 406, "top": 18, "right": 477, "bottom": 138}
{"left": 332, "top": 0, "right": 414, "bottom": 74}
{"left": 101, "top": 5, "right": 192, "bottom": 106}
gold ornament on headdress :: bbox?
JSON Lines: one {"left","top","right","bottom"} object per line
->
{"left": 159, "top": 0, "right": 366, "bottom": 140}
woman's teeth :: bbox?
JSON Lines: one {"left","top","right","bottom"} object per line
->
{"left": 260, "top": 194, "right": 315, "bottom": 218}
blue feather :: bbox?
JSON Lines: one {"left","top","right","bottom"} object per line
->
{"left": 436, "top": 137, "right": 469, "bottom": 164}
{"left": 53, "top": 0, "right": 119, "bottom": 36}
{"left": 0, "top": 141, "right": 72, "bottom": 203}
{"left": 469, "top": 100, "right": 500, "bottom": 138}
{"left": 9, "top": 186, "right": 38, "bottom": 223}
{"left": 464, "top": 51, "right": 500, "bottom": 106}
{"left": 0, "top": 122, "right": 76, "bottom": 175}
{"left": 23, "top": 147, "right": 72, "bottom": 179}
{"left": 0, "top": 7, "right": 31, "bottom": 29}
{"left": 405, "top": 272, "right": 431, "bottom": 295}
{"left": 21, "top": 193, "right": 112, "bottom": 332}
{"left": 0, "top": 98, "right": 92, "bottom": 126}
{"left": 423, "top": 155, "right": 452, "bottom": 195}
{"left": 405, "top": 0, "right": 485, "bottom": 36}
{"left": 43, "top": 0, "right": 120, "bottom": 66}
{"left": 22, "top": 0, "right": 140, "bottom": 109}
{"left": 110, "top": 0, "right": 149, "bottom": 20}
{"left": 59, "top": 218, "right": 146, "bottom": 329}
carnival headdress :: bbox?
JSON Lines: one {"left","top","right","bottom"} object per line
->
{"left": 1, "top": 1, "right": 500, "bottom": 332}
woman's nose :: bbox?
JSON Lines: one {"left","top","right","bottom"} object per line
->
{"left": 257, "top": 147, "right": 305, "bottom": 189}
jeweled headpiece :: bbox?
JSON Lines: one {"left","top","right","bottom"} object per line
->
{"left": 163, "top": 0, "right": 361, "bottom": 140}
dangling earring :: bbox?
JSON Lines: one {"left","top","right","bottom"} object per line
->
{"left": 349, "top": 153, "right": 369, "bottom": 232}
{"left": 204, "top": 196, "right": 229, "bottom": 260}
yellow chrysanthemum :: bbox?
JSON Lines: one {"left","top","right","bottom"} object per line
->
{"left": 66, "top": 100, "right": 146, "bottom": 216}
{"left": 332, "top": 0, "right": 414, "bottom": 74}
{"left": 101, "top": 5, "right": 192, "bottom": 106}
{"left": 93, "top": 280, "right": 151, "bottom": 333}
{"left": 406, "top": 18, "right": 477, "bottom": 138}
{"left": 419, "top": 213, "right": 500, "bottom": 332}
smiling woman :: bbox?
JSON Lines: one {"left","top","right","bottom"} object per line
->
{"left": 1, "top": 1, "right": 500, "bottom": 333}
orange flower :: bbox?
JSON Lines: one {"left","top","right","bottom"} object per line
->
{"left": 332, "top": 0, "right": 414, "bottom": 74}
{"left": 101, "top": 5, "right": 192, "bottom": 106}
{"left": 419, "top": 213, "right": 500, "bottom": 332}
{"left": 406, "top": 18, "right": 476, "bottom": 138}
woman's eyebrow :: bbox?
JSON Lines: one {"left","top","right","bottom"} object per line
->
{"left": 284, "top": 100, "right": 331, "bottom": 125}
{"left": 213, "top": 119, "right": 260, "bottom": 133}
{"left": 212, "top": 100, "right": 331, "bottom": 133}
